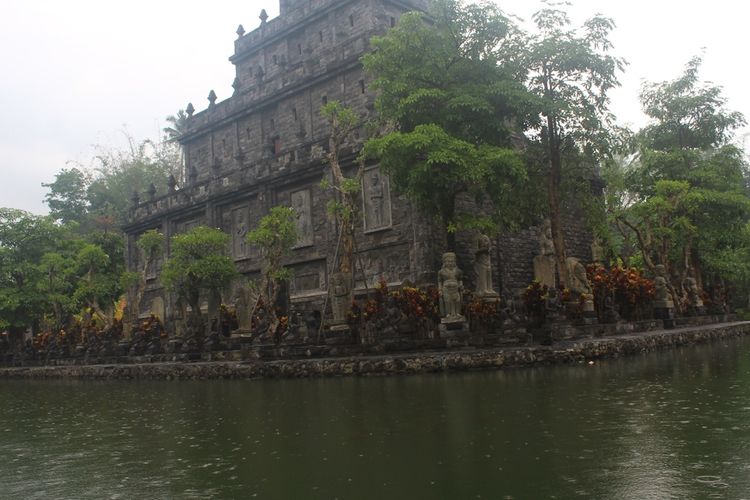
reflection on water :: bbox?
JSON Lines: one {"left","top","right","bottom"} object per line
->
{"left": 2, "top": 337, "right": 750, "bottom": 499}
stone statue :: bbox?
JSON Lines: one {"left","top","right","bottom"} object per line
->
{"left": 533, "top": 218, "right": 557, "bottom": 288}
{"left": 539, "top": 218, "right": 554, "bottom": 256}
{"left": 330, "top": 271, "right": 351, "bottom": 328}
{"left": 438, "top": 252, "right": 464, "bottom": 320}
{"left": 653, "top": 264, "right": 674, "bottom": 308}
{"left": 565, "top": 257, "right": 595, "bottom": 317}
{"left": 684, "top": 269, "right": 704, "bottom": 314}
{"left": 603, "top": 295, "right": 621, "bottom": 323}
{"left": 234, "top": 287, "right": 251, "bottom": 332}
{"left": 474, "top": 233, "right": 497, "bottom": 298}
{"left": 565, "top": 257, "right": 592, "bottom": 297}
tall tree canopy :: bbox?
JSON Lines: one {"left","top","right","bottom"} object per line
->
{"left": 605, "top": 57, "right": 749, "bottom": 306}
{"left": 42, "top": 167, "right": 91, "bottom": 226}
{"left": 523, "top": 3, "right": 625, "bottom": 285}
{"left": 362, "top": 0, "right": 534, "bottom": 249}
{"left": 43, "top": 130, "right": 181, "bottom": 231}
{"left": 161, "top": 226, "right": 238, "bottom": 319}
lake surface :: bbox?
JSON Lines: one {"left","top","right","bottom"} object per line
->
{"left": 2, "top": 338, "right": 750, "bottom": 499}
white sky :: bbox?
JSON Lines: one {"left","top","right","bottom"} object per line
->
{"left": 1, "top": 0, "right": 748, "bottom": 215}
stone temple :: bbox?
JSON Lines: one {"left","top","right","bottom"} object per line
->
{"left": 123, "top": 0, "right": 593, "bottom": 323}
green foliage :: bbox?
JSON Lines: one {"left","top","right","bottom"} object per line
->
{"left": 119, "top": 271, "right": 140, "bottom": 291}
{"left": 161, "top": 226, "right": 238, "bottom": 308}
{"left": 163, "top": 109, "right": 189, "bottom": 143}
{"left": 320, "top": 101, "right": 358, "bottom": 137}
{"left": 0, "top": 208, "right": 126, "bottom": 334}
{"left": 362, "top": 0, "right": 533, "bottom": 244}
{"left": 525, "top": 7, "right": 625, "bottom": 157}
{"left": 136, "top": 229, "right": 165, "bottom": 263}
{"left": 86, "top": 136, "right": 179, "bottom": 225}
{"left": 639, "top": 56, "right": 745, "bottom": 150}
{"left": 0, "top": 209, "right": 65, "bottom": 333}
{"left": 72, "top": 243, "right": 121, "bottom": 313}
{"left": 247, "top": 206, "right": 297, "bottom": 281}
{"left": 522, "top": 3, "right": 625, "bottom": 281}
{"left": 364, "top": 124, "right": 526, "bottom": 232}
{"left": 605, "top": 58, "right": 750, "bottom": 294}
{"left": 42, "top": 131, "right": 181, "bottom": 230}
{"left": 42, "top": 167, "right": 91, "bottom": 225}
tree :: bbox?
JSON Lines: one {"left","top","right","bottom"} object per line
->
{"left": 121, "top": 229, "right": 165, "bottom": 330}
{"left": 608, "top": 58, "right": 750, "bottom": 306}
{"left": 162, "top": 109, "right": 188, "bottom": 185}
{"left": 86, "top": 135, "right": 177, "bottom": 225}
{"left": 0, "top": 209, "right": 64, "bottom": 343}
{"left": 362, "top": 0, "right": 533, "bottom": 250}
{"left": 38, "top": 247, "right": 79, "bottom": 332}
{"left": 42, "top": 167, "right": 91, "bottom": 226}
{"left": 639, "top": 56, "right": 744, "bottom": 151}
{"left": 161, "top": 226, "right": 238, "bottom": 330}
{"left": 320, "top": 101, "right": 362, "bottom": 276}
{"left": 43, "top": 132, "right": 181, "bottom": 229}
{"left": 247, "top": 206, "right": 298, "bottom": 335}
{"left": 524, "top": 4, "right": 625, "bottom": 285}
{"left": 163, "top": 109, "right": 189, "bottom": 143}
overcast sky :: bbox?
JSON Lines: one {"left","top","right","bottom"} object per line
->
{"left": 1, "top": 0, "right": 747, "bottom": 215}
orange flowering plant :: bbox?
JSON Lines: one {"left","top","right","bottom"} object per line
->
{"left": 586, "top": 265, "right": 655, "bottom": 321}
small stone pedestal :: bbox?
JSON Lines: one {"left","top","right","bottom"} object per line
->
{"left": 477, "top": 292, "right": 500, "bottom": 304}
{"left": 325, "top": 323, "right": 351, "bottom": 345}
{"left": 116, "top": 340, "right": 131, "bottom": 357}
{"left": 581, "top": 298, "right": 597, "bottom": 325}
{"left": 654, "top": 299, "right": 675, "bottom": 329}
{"left": 439, "top": 317, "right": 469, "bottom": 347}
{"left": 166, "top": 338, "right": 183, "bottom": 355}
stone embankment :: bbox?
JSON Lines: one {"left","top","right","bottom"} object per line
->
{"left": 1, "top": 321, "right": 749, "bottom": 381}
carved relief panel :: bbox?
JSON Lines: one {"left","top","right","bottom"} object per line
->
{"left": 362, "top": 166, "right": 392, "bottom": 232}
{"left": 291, "top": 188, "right": 313, "bottom": 247}
{"left": 231, "top": 206, "right": 250, "bottom": 259}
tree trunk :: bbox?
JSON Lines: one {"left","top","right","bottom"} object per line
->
{"left": 547, "top": 117, "right": 568, "bottom": 288}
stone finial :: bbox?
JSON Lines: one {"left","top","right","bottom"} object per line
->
{"left": 131, "top": 190, "right": 140, "bottom": 206}
{"left": 207, "top": 90, "right": 217, "bottom": 106}
{"left": 186, "top": 102, "right": 195, "bottom": 117}
{"left": 167, "top": 174, "right": 177, "bottom": 193}
{"left": 259, "top": 9, "right": 268, "bottom": 23}
{"left": 147, "top": 182, "right": 157, "bottom": 200}
{"left": 236, "top": 24, "right": 245, "bottom": 37}
{"left": 232, "top": 77, "right": 241, "bottom": 93}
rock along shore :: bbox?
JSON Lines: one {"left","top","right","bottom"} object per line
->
{"left": 1, "top": 321, "right": 749, "bottom": 381}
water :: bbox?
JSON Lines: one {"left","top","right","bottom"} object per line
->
{"left": 2, "top": 338, "right": 750, "bottom": 499}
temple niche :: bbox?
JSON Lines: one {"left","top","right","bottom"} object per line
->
{"left": 231, "top": 206, "right": 249, "bottom": 259}
{"left": 291, "top": 189, "right": 313, "bottom": 247}
{"left": 363, "top": 167, "right": 391, "bottom": 232}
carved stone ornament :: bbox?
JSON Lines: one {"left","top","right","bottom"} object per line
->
{"left": 438, "top": 252, "right": 464, "bottom": 321}
{"left": 363, "top": 167, "right": 392, "bottom": 231}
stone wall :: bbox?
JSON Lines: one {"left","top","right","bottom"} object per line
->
{"left": 496, "top": 208, "right": 594, "bottom": 295}
{"left": 2, "top": 322, "right": 748, "bottom": 380}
